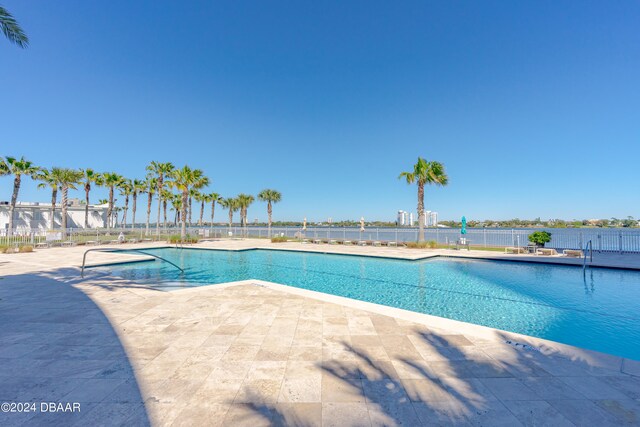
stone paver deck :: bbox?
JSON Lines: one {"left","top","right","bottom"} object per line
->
{"left": 1, "top": 241, "right": 640, "bottom": 426}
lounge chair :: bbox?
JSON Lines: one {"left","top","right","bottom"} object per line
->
{"left": 329, "top": 239, "right": 338, "bottom": 245}
{"left": 536, "top": 248, "right": 558, "bottom": 256}
{"left": 357, "top": 240, "right": 367, "bottom": 246}
{"left": 387, "top": 241, "right": 397, "bottom": 247}
{"left": 343, "top": 240, "right": 353, "bottom": 245}
{"left": 563, "top": 249, "right": 584, "bottom": 258}
{"left": 373, "top": 241, "right": 381, "bottom": 247}
{"left": 313, "top": 239, "right": 322, "bottom": 244}
{"left": 505, "top": 247, "right": 526, "bottom": 254}
{"left": 302, "top": 239, "right": 310, "bottom": 244}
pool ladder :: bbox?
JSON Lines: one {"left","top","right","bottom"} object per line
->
{"left": 80, "top": 248, "right": 184, "bottom": 277}
{"left": 583, "top": 240, "right": 593, "bottom": 272}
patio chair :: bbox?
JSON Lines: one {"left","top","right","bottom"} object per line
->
{"left": 536, "top": 248, "right": 558, "bottom": 256}
{"left": 563, "top": 249, "right": 584, "bottom": 258}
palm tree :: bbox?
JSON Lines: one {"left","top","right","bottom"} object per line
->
{"left": 146, "top": 162, "right": 174, "bottom": 236}
{"left": 57, "top": 168, "right": 83, "bottom": 237}
{"left": 399, "top": 157, "right": 449, "bottom": 242}
{"left": 144, "top": 177, "right": 157, "bottom": 235}
{"left": 257, "top": 189, "right": 282, "bottom": 236}
{"left": 220, "top": 197, "right": 239, "bottom": 230}
{"left": 236, "top": 193, "right": 255, "bottom": 229}
{"left": 100, "top": 172, "right": 124, "bottom": 230}
{"left": 208, "top": 192, "right": 221, "bottom": 231}
{"left": 171, "top": 166, "right": 206, "bottom": 239}
{"left": 131, "top": 179, "right": 145, "bottom": 229}
{"left": 0, "top": 6, "right": 29, "bottom": 48}
{"left": 81, "top": 168, "right": 99, "bottom": 228}
{"left": 118, "top": 179, "right": 133, "bottom": 228}
{"left": 4, "top": 156, "right": 38, "bottom": 235}
{"left": 36, "top": 167, "right": 67, "bottom": 230}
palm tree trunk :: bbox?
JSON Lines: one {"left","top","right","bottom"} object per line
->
{"left": 84, "top": 184, "right": 90, "bottom": 228}
{"left": 267, "top": 201, "right": 273, "bottom": 237}
{"left": 188, "top": 197, "right": 193, "bottom": 226}
{"left": 163, "top": 200, "right": 167, "bottom": 230}
{"left": 107, "top": 186, "right": 114, "bottom": 230}
{"left": 210, "top": 201, "right": 215, "bottom": 232}
{"left": 199, "top": 200, "right": 204, "bottom": 226}
{"left": 8, "top": 175, "right": 21, "bottom": 235}
{"left": 156, "top": 176, "right": 162, "bottom": 237}
{"left": 131, "top": 192, "right": 137, "bottom": 229}
{"left": 228, "top": 209, "right": 233, "bottom": 228}
{"left": 146, "top": 192, "right": 152, "bottom": 236}
{"left": 181, "top": 190, "right": 188, "bottom": 239}
{"left": 417, "top": 183, "right": 425, "bottom": 242}
{"left": 50, "top": 188, "right": 57, "bottom": 231}
{"left": 61, "top": 186, "right": 69, "bottom": 238}
{"left": 123, "top": 195, "right": 129, "bottom": 228}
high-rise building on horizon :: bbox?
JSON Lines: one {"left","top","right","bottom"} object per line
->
{"left": 397, "top": 210, "right": 409, "bottom": 226}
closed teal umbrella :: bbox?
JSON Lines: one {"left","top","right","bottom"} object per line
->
{"left": 461, "top": 216, "right": 467, "bottom": 235}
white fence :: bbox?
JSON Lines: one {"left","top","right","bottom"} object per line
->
{"left": 2, "top": 225, "right": 640, "bottom": 253}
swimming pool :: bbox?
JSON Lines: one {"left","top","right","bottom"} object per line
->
{"left": 95, "top": 248, "right": 640, "bottom": 360}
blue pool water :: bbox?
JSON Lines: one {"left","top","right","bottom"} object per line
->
{"left": 96, "top": 248, "right": 640, "bottom": 360}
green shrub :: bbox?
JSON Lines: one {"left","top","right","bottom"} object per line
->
{"left": 0, "top": 245, "right": 9, "bottom": 254}
{"left": 405, "top": 240, "right": 437, "bottom": 249}
{"left": 271, "top": 236, "right": 290, "bottom": 243}
{"left": 528, "top": 231, "right": 552, "bottom": 247}
{"left": 19, "top": 245, "right": 33, "bottom": 253}
{"left": 167, "top": 234, "right": 199, "bottom": 244}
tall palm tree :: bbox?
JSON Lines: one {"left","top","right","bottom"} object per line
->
{"left": 81, "top": 168, "right": 99, "bottom": 228}
{"left": 208, "top": 192, "right": 222, "bottom": 231}
{"left": 4, "top": 156, "right": 38, "bottom": 235}
{"left": 36, "top": 167, "right": 64, "bottom": 230}
{"left": 257, "top": 189, "right": 282, "bottom": 236}
{"left": 399, "top": 157, "right": 449, "bottom": 242}
{"left": 131, "top": 179, "right": 145, "bottom": 229}
{"left": 236, "top": 193, "right": 255, "bottom": 228}
{"left": 0, "top": 6, "right": 29, "bottom": 48}
{"left": 57, "top": 168, "right": 83, "bottom": 237}
{"left": 171, "top": 166, "right": 206, "bottom": 239}
{"left": 220, "top": 197, "right": 239, "bottom": 230}
{"left": 144, "top": 177, "right": 157, "bottom": 235}
{"left": 146, "top": 162, "right": 174, "bottom": 236}
{"left": 118, "top": 179, "right": 133, "bottom": 228}
{"left": 100, "top": 172, "right": 124, "bottom": 230}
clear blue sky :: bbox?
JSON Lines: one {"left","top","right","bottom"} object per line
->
{"left": 1, "top": 1, "right": 639, "bottom": 222}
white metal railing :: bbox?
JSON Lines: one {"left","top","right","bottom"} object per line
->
{"left": 2, "top": 225, "right": 640, "bottom": 253}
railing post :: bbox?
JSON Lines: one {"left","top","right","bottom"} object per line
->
{"left": 619, "top": 233, "right": 623, "bottom": 254}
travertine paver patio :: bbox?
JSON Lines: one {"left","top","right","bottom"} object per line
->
{"left": 1, "top": 243, "right": 640, "bottom": 426}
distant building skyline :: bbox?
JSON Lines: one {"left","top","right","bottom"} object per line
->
{"left": 397, "top": 209, "right": 438, "bottom": 227}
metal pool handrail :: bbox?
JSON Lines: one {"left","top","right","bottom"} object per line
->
{"left": 80, "top": 248, "right": 184, "bottom": 278}
{"left": 583, "top": 240, "right": 593, "bottom": 272}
